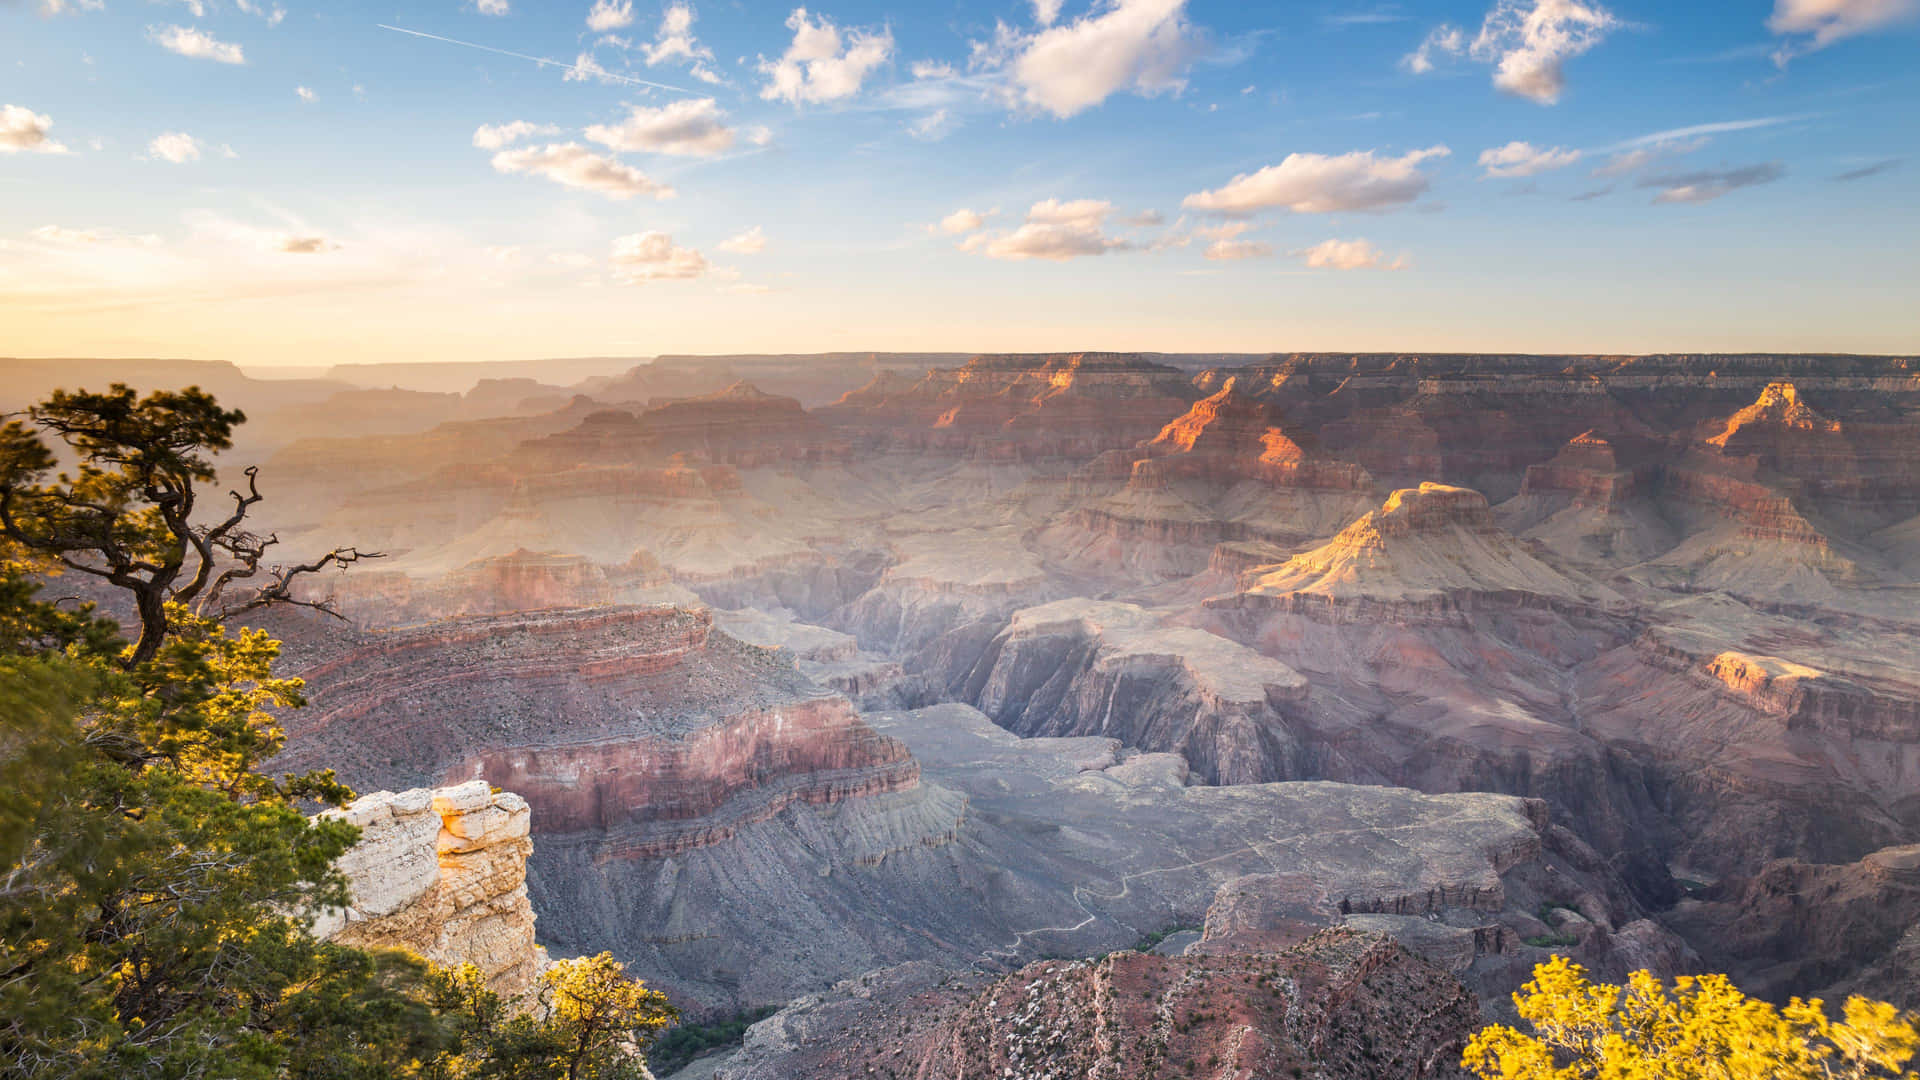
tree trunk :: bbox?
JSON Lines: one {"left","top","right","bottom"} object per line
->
{"left": 128, "top": 585, "right": 169, "bottom": 668}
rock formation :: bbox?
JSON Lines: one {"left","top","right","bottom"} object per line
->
{"left": 314, "top": 780, "right": 549, "bottom": 998}
{"left": 1663, "top": 844, "right": 1920, "bottom": 1009}
{"left": 821, "top": 352, "right": 1201, "bottom": 459}
{"left": 231, "top": 349, "right": 1920, "bottom": 1054}
{"left": 956, "top": 598, "right": 1309, "bottom": 784}
{"left": 1222, "top": 482, "right": 1623, "bottom": 615}
{"left": 704, "top": 929, "right": 1483, "bottom": 1080}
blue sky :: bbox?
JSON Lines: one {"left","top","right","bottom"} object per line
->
{"left": 2, "top": 0, "right": 1916, "bottom": 365}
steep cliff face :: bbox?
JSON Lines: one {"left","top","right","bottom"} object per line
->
{"left": 315, "top": 781, "right": 549, "bottom": 998}
{"left": 1222, "top": 483, "right": 1623, "bottom": 617}
{"left": 821, "top": 352, "right": 1200, "bottom": 459}
{"left": 247, "top": 351, "right": 1920, "bottom": 1055}
{"left": 518, "top": 382, "right": 847, "bottom": 470}
{"left": 1663, "top": 844, "right": 1920, "bottom": 1008}
{"left": 831, "top": 526, "right": 1065, "bottom": 681}
{"left": 1035, "top": 382, "right": 1378, "bottom": 583}
{"left": 263, "top": 604, "right": 956, "bottom": 1016}
{"left": 1500, "top": 429, "right": 1675, "bottom": 568}
{"left": 956, "top": 599, "right": 1310, "bottom": 784}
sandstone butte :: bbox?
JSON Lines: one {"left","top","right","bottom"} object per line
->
{"left": 202, "top": 350, "right": 1920, "bottom": 1078}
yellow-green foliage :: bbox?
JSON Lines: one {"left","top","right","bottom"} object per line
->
{"left": 1464, "top": 956, "right": 1920, "bottom": 1079}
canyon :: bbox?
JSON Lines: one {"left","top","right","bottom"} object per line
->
{"left": 203, "top": 349, "right": 1920, "bottom": 1075}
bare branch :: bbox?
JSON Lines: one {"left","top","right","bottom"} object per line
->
{"left": 175, "top": 466, "right": 263, "bottom": 606}
{"left": 207, "top": 546, "right": 385, "bottom": 623}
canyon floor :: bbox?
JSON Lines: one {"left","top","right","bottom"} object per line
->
{"left": 215, "top": 350, "right": 1920, "bottom": 1078}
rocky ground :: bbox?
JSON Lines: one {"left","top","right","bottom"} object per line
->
{"left": 232, "top": 351, "right": 1920, "bottom": 1074}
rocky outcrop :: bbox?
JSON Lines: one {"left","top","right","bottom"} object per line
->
{"left": 235, "top": 349, "right": 1920, "bottom": 1050}
{"left": 586, "top": 353, "right": 956, "bottom": 409}
{"left": 519, "top": 382, "right": 847, "bottom": 470}
{"left": 821, "top": 352, "right": 1200, "bottom": 459}
{"left": 956, "top": 599, "right": 1311, "bottom": 784}
{"left": 315, "top": 781, "right": 549, "bottom": 998}
{"left": 831, "top": 527, "right": 1064, "bottom": 680}
{"left": 1217, "top": 483, "right": 1623, "bottom": 620}
{"left": 1141, "top": 380, "right": 1374, "bottom": 491}
{"left": 1500, "top": 429, "right": 1675, "bottom": 568}
{"left": 1662, "top": 844, "right": 1920, "bottom": 1008}
{"left": 904, "top": 931, "right": 1481, "bottom": 1080}
{"left": 262, "top": 605, "right": 968, "bottom": 1016}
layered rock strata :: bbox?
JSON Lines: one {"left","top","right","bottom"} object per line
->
{"left": 821, "top": 353, "right": 1200, "bottom": 459}
{"left": 314, "top": 781, "right": 549, "bottom": 998}
{"left": 1217, "top": 482, "right": 1624, "bottom": 619}
{"left": 1663, "top": 844, "right": 1920, "bottom": 1008}
{"left": 957, "top": 599, "right": 1310, "bottom": 784}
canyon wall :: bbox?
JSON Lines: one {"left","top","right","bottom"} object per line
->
{"left": 239, "top": 350, "right": 1920, "bottom": 1056}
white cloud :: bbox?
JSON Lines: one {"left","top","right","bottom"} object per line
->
{"left": 37, "top": 0, "right": 107, "bottom": 14}
{"left": 980, "top": 0, "right": 1202, "bottom": 119}
{"left": 563, "top": 51, "right": 619, "bottom": 84}
{"left": 1641, "top": 161, "right": 1785, "bottom": 204}
{"left": 759, "top": 7, "right": 894, "bottom": 106}
{"left": 1617, "top": 116, "right": 1795, "bottom": 148}
{"left": 645, "top": 2, "right": 717, "bottom": 70}
{"left": 718, "top": 226, "right": 766, "bottom": 254}
{"left": 471, "top": 0, "right": 509, "bottom": 15}
{"left": 0, "top": 105, "right": 68, "bottom": 154}
{"left": 1033, "top": 0, "right": 1065, "bottom": 24}
{"left": 939, "top": 208, "right": 989, "bottom": 234}
{"left": 1182, "top": 146, "right": 1450, "bottom": 215}
{"left": 610, "top": 231, "right": 709, "bottom": 282}
{"left": 1591, "top": 146, "right": 1657, "bottom": 177}
{"left": 1192, "top": 220, "right": 1267, "bottom": 258}
{"left": 235, "top": 0, "right": 287, "bottom": 24}
{"left": 1400, "top": 23, "right": 1464, "bottom": 72}
{"left": 295, "top": 85, "right": 317, "bottom": 103}
{"left": 587, "top": 0, "right": 635, "bottom": 32}
{"left": 278, "top": 235, "right": 339, "bottom": 254}
{"left": 1587, "top": 120, "right": 1781, "bottom": 177}
{"left": 30, "top": 225, "right": 162, "bottom": 247}
{"left": 911, "top": 59, "right": 958, "bottom": 78}
{"left": 549, "top": 251, "right": 595, "bottom": 268}
{"left": 1770, "top": 0, "right": 1919, "bottom": 65}
{"left": 2, "top": 211, "right": 530, "bottom": 316}
{"left": 490, "top": 143, "right": 675, "bottom": 200}
{"left": 472, "top": 120, "right": 562, "bottom": 150}
{"left": 1026, "top": 197, "right": 1111, "bottom": 226}
{"left": 961, "top": 198, "right": 1133, "bottom": 260}
{"left": 1294, "top": 237, "right": 1407, "bottom": 270}
{"left": 485, "top": 245, "right": 522, "bottom": 262}
{"left": 585, "top": 98, "right": 735, "bottom": 156}
{"left": 1205, "top": 238, "right": 1271, "bottom": 260}
{"left": 148, "top": 132, "right": 202, "bottom": 163}
{"left": 907, "top": 108, "right": 957, "bottom": 140}
{"left": 1404, "top": 0, "right": 1617, "bottom": 103}
{"left": 149, "top": 25, "right": 247, "bottom": 64}
{"left": 1477, "top": 140, "right": 1581, "bottom": 177}
{"left": 1472, "top": 0, "right": 1618, "bottom": 104}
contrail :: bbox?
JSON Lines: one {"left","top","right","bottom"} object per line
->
{"left": 377, "top": 24, "right": 694, "bottom": 94}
